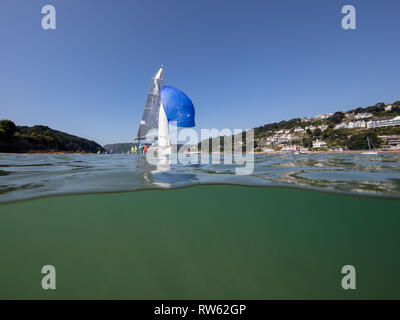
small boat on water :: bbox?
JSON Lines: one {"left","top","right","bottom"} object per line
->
{"left": 361, "top": 137, "right": 378, "bottom": 155}
{"left": 261, "top": 148, "right": 274, "bottom": 153}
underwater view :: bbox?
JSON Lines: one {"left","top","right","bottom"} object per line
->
{"left": 1, "top": 153, "right": 400, "bottom": 299}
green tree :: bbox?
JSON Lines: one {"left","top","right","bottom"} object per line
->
{"left": 330, "top": 112, "right": 344, "bottom": 124}
{"left": 348, "top": 131, "right": 381, "bottom": 150}
{"left": 314, "top": 128, "right": 322, "bottom": 137}
{"left": 0, "top": 120, "right": 17, "bottom": 139}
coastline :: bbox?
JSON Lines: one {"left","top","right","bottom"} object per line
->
{"left": 1, "top": 150, "right": 400, "bottom": 155}
{"left": 254, "top": 150, "right": 400, "bottom": 155}
{"left": 0, "top": 151, "right": 92, "bottom": 155}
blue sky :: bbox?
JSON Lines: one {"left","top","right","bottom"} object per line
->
{"left": 0, "top": 0, "right": 399, "bottom": 145}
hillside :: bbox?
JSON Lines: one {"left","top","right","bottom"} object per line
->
{"left": 253, "top": 100, "right": 400, "bottom": 150}
{"left": 198, "top": 100, "right": 400, "bottom": 152}
{"left": 0, "top": 120, "right": 105, "bottom": 153}
{"left": 103, "top": 143, "right": 134, "bottom": 154}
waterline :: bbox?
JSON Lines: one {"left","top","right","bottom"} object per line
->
{"left": 1, "top": 153, "right": 400, "bottom": 203}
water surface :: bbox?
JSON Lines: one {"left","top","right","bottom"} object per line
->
{"left": 1, "top": 153, "right": 400, "bottom": 203}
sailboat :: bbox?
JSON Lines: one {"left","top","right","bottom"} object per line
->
{"left": 361, "top": 137, "right": 378, "bottom": 155}
{"left": 136, "top": 68, "right": 196, "bottom": 156}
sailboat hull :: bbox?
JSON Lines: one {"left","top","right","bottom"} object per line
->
{"left": 361, "top": 151, "right": 378, "bottom": 155}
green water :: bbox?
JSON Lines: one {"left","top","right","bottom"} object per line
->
{"left": 0, "top": 185, "right": 399, "bottom": 299}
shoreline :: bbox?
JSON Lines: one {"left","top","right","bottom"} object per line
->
{"left": 1, "top": 150, "right": 400, "bottom": 155}
{"left": 0, "top": 151, "right": 92, "bottom": 155}
{"left": 254, "top": 150, "right": 400, "bottom": 155}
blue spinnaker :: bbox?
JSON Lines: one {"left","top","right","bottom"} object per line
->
{"left": 160, "top": 85, "right": 195, "bottom": 127}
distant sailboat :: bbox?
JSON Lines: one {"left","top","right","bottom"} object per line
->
{"left": 136, "top": 68, "right": 195, "bottom": 156}
{"left": 361, "top": 137, "right": 378, "bottom": 155}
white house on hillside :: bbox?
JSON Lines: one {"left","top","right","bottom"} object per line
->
{"left": 334, "top": 123, "right": 347, "bottom": 130}
{"left": 334, "top": 120, "right": 366, "bottom": 129}
{"left": 348, "top": 120, "right": 366, "bottom": 129}
{"left": 313, "top": 113, "right": 333, "bottom": 120}
{"left": 354, "top": 113, "right": 373, "bottom": 120}
{"left": 367, "top": 116, "right": 400, "bottom": 129}
{"left": 312, "top": 139, "right": 328, "bottom": 148}
{"left": 318, "top": 124, "right": 328, "bottom": 131}
{"left": 305, "top": 125, "right": 316, "bottom": 131}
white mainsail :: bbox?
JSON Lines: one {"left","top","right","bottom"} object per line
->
{"left": 136, "top": 68, "right": 164, "bottom": 141}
